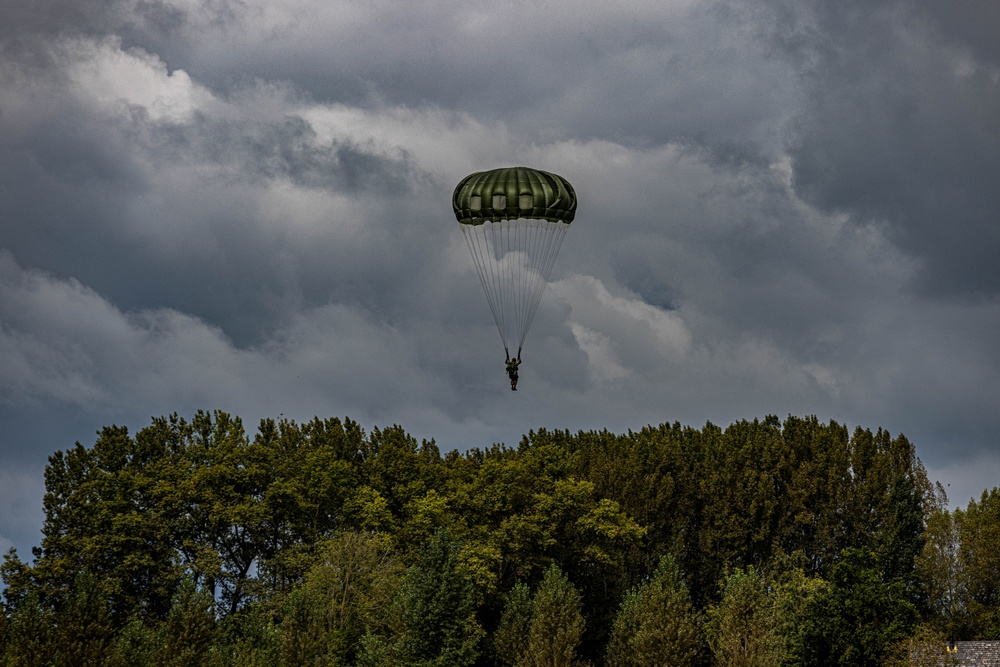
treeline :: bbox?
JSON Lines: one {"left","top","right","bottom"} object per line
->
{"left": 0, "top": 411, "right": 997, "bottom": 666}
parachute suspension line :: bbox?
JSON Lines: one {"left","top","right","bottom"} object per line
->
{"left": 506, "top": 221, "right": 523, "bottom": 351}
{"left": 511, "top": 220, "right": 525, "bottom": 353}
{"left": 462, "top": 225, "right": 508, "bottom": 350}
{"left": 516, "top": 221, "right": 537, "bottom": 353}
{"left": 461, "top": 217, "right": 568, "bottom": 357}
{"left": 516, "top": 221, "right": 567, "bottom": 352}
{"left": 490, "top": 220, "right": 512, "bottom": 351}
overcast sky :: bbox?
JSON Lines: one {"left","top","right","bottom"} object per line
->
{"left": 2, "top": 0, "right": 999, "bottom": 560}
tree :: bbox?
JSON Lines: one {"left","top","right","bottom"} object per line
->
{"left": 916, "top": 508, "right": 964, "bottom": 639}
{"left": 0, "top": 599, "right": 8, "bottom": 659}
{"left": 0, "top": 547, "right": 32, "bottom": 612}
{"left": 279, "top": 531, "right": 402, "bottom": 665}
{"left": 115, "top": 615, "right": 165, "bottom": 667}
{"left": 768, "top": 551, "right": 829, "bottom": 667}
{"left": 1, "top": 592, "right": 56, "bottom": 667}
{"left": 800, "top": 548, "right": 918, "bottom": 667}
{"left": 29, "top": 422, "right": 182, "bottom": 620}
{"left": 494, "top": 583, "right": 533, "bottom": 667}
{"left": 522, "top": 564, "right": 586, "bottom": 667}
{"left": 0, "top": 411, "right": 953, "bottom": 665}
{"left": 167, "top": 411, "right": 268, "bottom": 616}
{"left": 708, "top": 566, "right": 785, "bottom": 667}
{"left": 843, "top": 430, "right": 932, "bottom": 580}
{"left": 157, "top": 577, "right": 219, "bottom": 667}
{"left": 24, "top": 412, "right": 267, "bottom": 622}
{"left": 954, "top": 488, "right": 1000, "bottom": 638}
{"left": 874, "top": 474, "right": 926, "bottom": 597}
{"left": 52, "top": 571, "right": 117, "bottom": 667}
{"left": 255, "top": 416, "right": 364, "bottom": 589}
{"left": 393, "top": 528, "right": 483, "bottom": 667}
{"left": 606, "top": 556, "right": 704, "bottom": 667}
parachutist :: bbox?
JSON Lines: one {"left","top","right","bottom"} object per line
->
{"left": 505, "top": 356, "right": 521, "bottom": 391}
{"left": 453, "top": 167, "right": 576, "bottom": 385}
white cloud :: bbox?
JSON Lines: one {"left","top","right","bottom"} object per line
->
{"left": 552, "top": 274, "right": 691, "bottom": 378}
{"left": 63, "top": 37, "right": 218, "bottom": 123}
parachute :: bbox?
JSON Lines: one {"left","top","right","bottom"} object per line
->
{"left": 453, "top": 166, "right": 577, "bottom": 366}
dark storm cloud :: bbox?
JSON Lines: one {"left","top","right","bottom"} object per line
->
{"left": 2, "top": 0, "right": 1000, "bottom": 561}
{"left": 65, "top": 0, "right": 800, "bottom": 159}
{"left": 918, "top": 0, "right": 1000, "bottom": 66}
{"left": 0, "top": 0, "right": 124, "bottom": 38}
{"left": 0, "top": 41, "right": 429, "bottom": 345}
{"left": 143, "top": 113, "right": 417, "bottom": 193}
{"left": 761, "top": 0, "right": 1000, "bottom": 296}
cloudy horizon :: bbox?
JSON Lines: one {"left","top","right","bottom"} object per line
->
{"left": 2, "top": 0, "right": 999, "bottom": 560}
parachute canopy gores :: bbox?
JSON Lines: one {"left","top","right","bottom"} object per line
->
{"left": 453, "top": 166, "right": 577, "bottom": 225}
{"left": 453, "top": 167, "right": 577, "bottom": 361}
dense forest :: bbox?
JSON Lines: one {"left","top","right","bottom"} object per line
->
{"left": 1, "top": 411, "right": 998, "bottom": 666}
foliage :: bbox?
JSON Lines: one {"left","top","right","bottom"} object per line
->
{"left": 916, "top": 508, "right": 963, "bottom": 639}
{"left": 392, "top": 528, "right": 483, "bottom": 667}
{"left": 278, "top": 531, "right": 402, "bottom": 665}
{"left": 768, "top": 551, "right": 829, "bottom": 667}
{"left": 159, "top": 577, "right": 219, "bottom": 667}
{"left": 53, "top": 570, "right": 117, "bottom": 666}
{"left": 606, "top": 556, "right": 704, "bottom": 667}
{"left": 800, "top": 548, "right": 918, "bottom": 667}
{"left": 2, "top": 591, "right": 55, "bottom": 667}
{"left": 3, "top": 410, "right": 988, "bottom": 666}
{"left": 494, "top": 583, "right": 533, "bottom": 667}
{"left": 954, "top": 488, "right": 1000, "bottom": 639}
{"left": 522, "top": 564, "right": 586, "bottom": 667}
{"left": 707, "top": 566, "right": 785, "bottom": 667}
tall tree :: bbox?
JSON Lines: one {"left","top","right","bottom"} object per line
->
{"left": 52, "top": 571, "right": 117, "bottom": 667}
{"left": 255, "top": 416, "right": 364, "bottom": 589}
{"left": 605, "top": 556, "right": 704, "bottom": 667}
{"left": 707, "top": 566, "right": 786, "bottom": 667}
{"left": 157, "top": 577, "right": 219, "bottom": 667}
{"left": 1, "top": 592, "right": 56, "bottom": 667}
{"left": 954, "top": 487, "right": 1000, "bottom": 639}
{"left": 768, "top": 551, "right": 830, "bottom": 667}
{"left": 278, "top": 531, "right": 402, "bottom": 665}
{"left": 916, "top": 508, "right": 964, "bottom": 639}
{"left": 30, "top": 421, "right": 181, "bottom": 619}
{"left": 522, "top": 564, "right": 586, "bottom": 667}
{"left": 394, "top": 528, "right": 483, "bottom": 667}
{"left": 800, "top": 548, "right": 917, "bottom": 667}
{"left": 494, "top": 583, "right": 533, "bottom": 667}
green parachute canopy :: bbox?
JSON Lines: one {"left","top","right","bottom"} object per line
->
{"left": 453, "top": 167, "right": 577, "bottom": 363}
{"left": 453, "top": 166, "right": 577, "bottom": 225}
